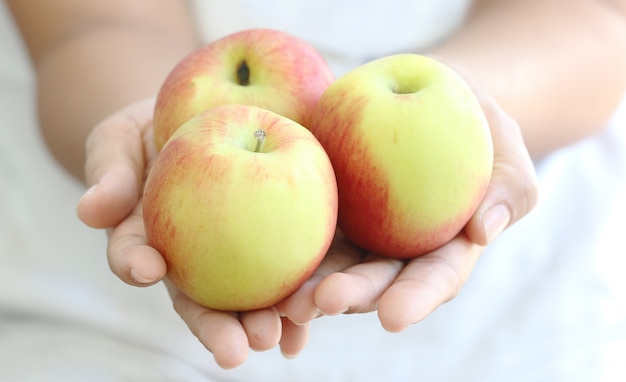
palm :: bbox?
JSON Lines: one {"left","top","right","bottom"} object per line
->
{"left": 78, "top": 74, "right": 539, "bottom": 367}
{"left": 279, "top": 228, "right": 482, "bottom": 332}
{"left": 78, "top": 99, "right": 314, "bottom": 368}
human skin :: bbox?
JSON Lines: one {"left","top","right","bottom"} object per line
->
{"left": 7, "top": 0, "right": 626, "bottom": 370}
{"left": 427, "top": 0, "right": 626, "bottom": 159}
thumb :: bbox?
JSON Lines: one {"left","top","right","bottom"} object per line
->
{"left": 465, "top": 97, "right": 540, "bottom": 246}
{"left": 77, "top": 98, "right": 156, "bottom": 229}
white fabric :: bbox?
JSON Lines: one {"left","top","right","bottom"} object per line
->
{"left": 191, "top": 0, "right": 471, "bottom": 76}
{"left": 1, "top": 1, "right": 625, "bottom": 381}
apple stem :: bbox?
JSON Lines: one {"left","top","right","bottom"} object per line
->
{"left": 237, "top": 60, "right": 251, "bottom": 86}
{"left": 253, "top": 129, "right": 266, "bottom": 152}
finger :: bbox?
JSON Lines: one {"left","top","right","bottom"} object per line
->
{"left": 240, "top": 307, "right": 282, "bottom": 352}
{"left": 77, "top": 98, "right": 156, "bottom": 229}
{"left": 77, "top": 164, "right": 141, "bottom": 229}
{"left": 465, "top": 93, "right": 540, "bottom": 245}
{"left": 167, "top": 282, "right": 249, "bottom": 370}
{"left": 314, "top": 254, "right": 404, "bottom": 316}
{"left": 107, "top": 201, "right": 166, "bottom": 286}
{"left": 276, "top": 231, "right": 364, "bottom": 324}
{"left": 377, "top": 233, "right": 483, "bottom": 333}
{"left": 279, "top": 317, "right": 310, "bottom": 359}
{"left": 276, "top": 274, "right": 322, "bottom": 325}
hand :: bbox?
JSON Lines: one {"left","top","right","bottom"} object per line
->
{"left": 76, "top": 98, "right": 307, "bottom": 369}
{"left": 277, "top": 79, "right": 540, "bottom": 332}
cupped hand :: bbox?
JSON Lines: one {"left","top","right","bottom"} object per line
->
{"left": 76, "top": 98, "right": 307, "bottom": 369}
{"left": 75, "top": 73, "right": 539, "bottom": 366}
{"left": 278, "top": 79, "right": 540, "bottom": 333}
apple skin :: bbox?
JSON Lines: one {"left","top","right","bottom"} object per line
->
{"left": 309, "top": 54, "right": 493, "bottom": 259}
{"left": 153, "top": 28, "right": 334, "bottom": 150}
{"left": 143, "top": 105, "right": 338, "bottom": 311}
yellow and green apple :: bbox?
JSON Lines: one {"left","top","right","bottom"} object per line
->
{"left": 143, "top": 105, "right": 338, "bottom": 311}
{"left": 309, "top": 54, "right": 493, "bottom": 259}
{"left": 153, "top": 28, "right": 334, "bottom": 150}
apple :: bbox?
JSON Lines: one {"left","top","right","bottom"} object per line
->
{"left": 309, "top": 54, "right": 493, "bottom": 259}
{"left": 143, "top": 104, "right": 338, "bottom": 311}
{"left": 153, "top": 28, "right": 334, "bottom": 150}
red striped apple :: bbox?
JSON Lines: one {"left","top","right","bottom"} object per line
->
{"left": 143, "top": 105, "right": 338, "bottom": 311}
{"left": 153, "top": 28, "right": 334, "bottom": 150}
{"left": 309, "top": 54, "right": 493, "bottom": 259}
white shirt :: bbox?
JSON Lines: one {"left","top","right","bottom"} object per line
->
{"left": 1, "top": 1, "right": 625, "bottom": 381}
{"left": 191, "top": 0, "right": 471, "bottom": 76}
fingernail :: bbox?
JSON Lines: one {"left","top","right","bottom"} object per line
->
{"left": 320, "top": 306, "right": 349, "bottom": 317}
{"left": 281, "top": 351, "right": 300, "bottom": 360}
{"left": 483, "top": 204, "right": 511, "bottom": 244}
{"left": 314, "top": 309, "right": 324, "bottom": 319}
{"left": 79, "top": 184, "right": 98, "bottom": 203}
{"left": 130, "top": 268, "right": 156, "bottom": 285}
